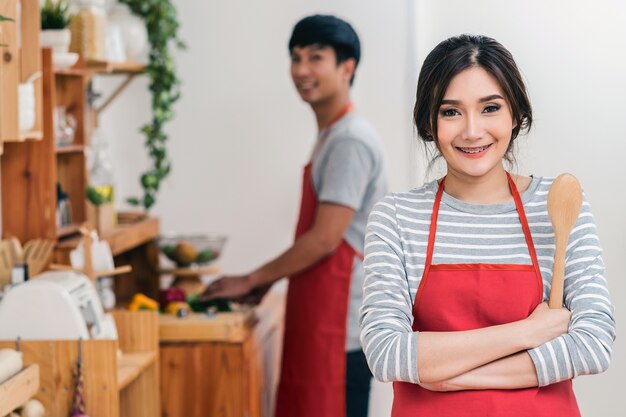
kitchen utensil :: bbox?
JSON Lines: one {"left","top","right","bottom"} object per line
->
{"left": 23, "top": 239, "right": 55, "bottom": 277}
{"left": 0, "top": 241, "right": 15, "bottom": 287}
{"left": 547, "top": 173, "right": 583, "bottom": 308}
{"left": 49, "top": 263, "right": 131, "bottom": 278}
{"left": 6, "top": 237, "right": 23, "bottom": 264}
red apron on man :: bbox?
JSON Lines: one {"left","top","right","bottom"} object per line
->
{"left": 392, "top": 173, "right": 580, "bottom": 417}
{"left": 276, "top": 105, "right": 358, "bottom": 417}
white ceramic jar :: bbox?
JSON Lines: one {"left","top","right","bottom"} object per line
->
{"left": 107, "top": 2, "right": 147, "bottom": 63}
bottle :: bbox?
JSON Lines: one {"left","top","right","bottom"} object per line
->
{"left": 88, "top": 126, "right": 116, "bottom": 226}
{"left": 69, "top": 0, "right": 107, "bottom": 61}
{"left": 56, "top": 182, "right": 72, "bottom": 227}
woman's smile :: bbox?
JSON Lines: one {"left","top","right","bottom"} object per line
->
{"left": 455, "top": 143, "right": 493, "bottom": 158}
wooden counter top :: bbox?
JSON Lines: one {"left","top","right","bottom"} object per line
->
{"left": 158, "top": 309, "right": 258, "bottom": 343}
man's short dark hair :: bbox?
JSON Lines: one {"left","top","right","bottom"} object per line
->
{"left": 289, "top": 15, "right": 361, "bottom": 84}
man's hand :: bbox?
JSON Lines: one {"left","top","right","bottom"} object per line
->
{"left": 234, "top": 283, "right": 273, "bottom": 305}
{"left": 201, "top": 275, "right": 253, "bottom": 301}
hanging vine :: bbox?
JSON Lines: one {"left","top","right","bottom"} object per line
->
{"left": 119, "top": 0, "right": 185, "bottom": 210}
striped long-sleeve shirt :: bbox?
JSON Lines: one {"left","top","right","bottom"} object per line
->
{"left": 360, "top": 176, "right": 616, "bottom": 386}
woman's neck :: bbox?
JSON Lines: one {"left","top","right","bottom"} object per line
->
{"left": 443, "top": 165, "right": 514, "bottom": 205}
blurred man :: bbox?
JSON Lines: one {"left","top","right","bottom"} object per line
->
{"left": 202, "top": 15, "right": 387, "bottom": 417}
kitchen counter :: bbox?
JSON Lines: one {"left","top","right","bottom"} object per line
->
{"left": 159, "top": 289, "right": 286, "bottom": 417}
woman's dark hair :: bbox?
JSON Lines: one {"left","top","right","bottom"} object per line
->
{"left": 288, "top": 14, "right": 361, "bottom": 85}
{"left": 414, "top": 34, "right": 532, "bottom": 163}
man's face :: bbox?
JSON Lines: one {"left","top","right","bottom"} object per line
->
{"left": 290, "top": 45, "right": 353, "bottom": 105}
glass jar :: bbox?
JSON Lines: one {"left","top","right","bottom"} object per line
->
{"left": 69, "top": 0, "right": 107, "bottom": 61}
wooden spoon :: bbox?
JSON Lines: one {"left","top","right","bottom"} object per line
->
{"left": 547, "top": 173, "right": 583, "bottom": 308}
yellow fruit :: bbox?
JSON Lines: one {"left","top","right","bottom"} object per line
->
{"left": 173, "top": 241, "right": 198, "bottom": 264}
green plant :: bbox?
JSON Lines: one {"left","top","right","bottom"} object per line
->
{"left": 40, "top": 0, "right": 72, "bottom": 30}
{"left": 0, "top": 14, "right": 14, "bottom": 47}
{"left": 119, "top": 0, "right": 185, "bottom": 210}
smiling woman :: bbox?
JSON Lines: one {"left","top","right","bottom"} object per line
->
{"left": 360, "top": 34, "right": 615, "bottom": 417}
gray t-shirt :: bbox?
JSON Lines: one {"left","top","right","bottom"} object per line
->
{"left": 310, "top": 112, "right": 388, "bottom": 351}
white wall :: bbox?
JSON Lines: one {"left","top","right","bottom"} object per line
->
{"left": 98, "top": 0, "right": 625, "bottom": 415}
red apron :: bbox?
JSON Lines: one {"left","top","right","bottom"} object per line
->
{"left": 392, "top": 173, "right": 580, "bottom": 417}
{"left": 276, "top": 104, "right": 358, "bottom": 417}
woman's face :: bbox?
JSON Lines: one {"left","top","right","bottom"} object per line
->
{"left": 436, "top": 66, "right": 516, "bottom": 181}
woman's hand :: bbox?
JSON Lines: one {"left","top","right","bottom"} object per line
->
{"left": 523, "top": 302, "right": 571, "bottom": 348}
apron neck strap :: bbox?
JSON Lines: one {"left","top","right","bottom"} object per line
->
{"left": 319, "top": 102, "right": 353, "bottom": 141}
{"left": 425, "top": 173, "right": 542, "bottom": 278}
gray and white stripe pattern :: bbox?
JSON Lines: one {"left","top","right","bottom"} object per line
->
{"left": 360, "top": 176, "right": 616, "bottom": 386}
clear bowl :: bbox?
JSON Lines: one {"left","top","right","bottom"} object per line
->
{"left": 158, "top": 234, "right": 227, "bottom": 267}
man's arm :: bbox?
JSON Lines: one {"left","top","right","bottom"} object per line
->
{"left": 249, "top": 202, "right": 354, "bottom": 286}
{"left": 202, "top": 202, "right": 354, "bottom": 300}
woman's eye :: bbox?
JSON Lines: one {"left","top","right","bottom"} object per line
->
{"left": 483, "top": 104, "right": 500, "bottom": 113}
{"left": 441, "top": 108, "right": 459, "bottom": 117}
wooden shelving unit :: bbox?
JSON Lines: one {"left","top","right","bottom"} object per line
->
{"left": 2, "top": 44, "right": 147, "bottom": 244}
{"left": 0, "top": 364, "right": 40, "bottom": 416}
{"left": 0, "top": 310, "right": 159, "bottom": 417}
{"left": 2, "top": 48, "right": 88, "bottom": 242}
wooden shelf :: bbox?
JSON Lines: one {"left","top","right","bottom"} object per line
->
{"left": 56, "top": 223, "right": 81, "bottom": 239}
{"left": 0, "top": 364, "right": 40, "bottom": 416}
{"left": 57, "top": 217, "right": 159, "bottom": 256}
{"left": 54, "top": 67, "right": 85, "bottom": 77}
{"left": 18, "top": 130, "right": 44, "bottom": 141}
{"left": 56, "top": 144, "right": 85, "bottom": 154}
{"left": 117, "top": 351, "right": 157, "bottom": 390}
{"left": 86, "top": 59, "right": 145, "bottom": 75}
{"left": 158, "top": 264, "right": 220, "bottom": 276}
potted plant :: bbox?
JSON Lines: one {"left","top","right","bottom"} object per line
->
{"left": 40, "top": 0, "right": 72, "bottom": 53}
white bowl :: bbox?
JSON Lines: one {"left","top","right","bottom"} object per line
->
{"left": 53, "top": 52, "right": 79, "bottom": 69}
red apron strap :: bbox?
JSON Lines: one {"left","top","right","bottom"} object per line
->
{"left": 414, "top": 178, "right": 445, "bottom": 309}
{"left": 506, "top": 172, "right": 544, "bottom": 303}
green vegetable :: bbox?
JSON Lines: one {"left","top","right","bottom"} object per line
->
{"left": 196, "top": 248, "right": 216, "bottom": 263}
{"left": 161, "top": 245, "right": 176, "bottom": 258}
{"left": 187, "top": 294, "right": 231, "bottom": 313}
